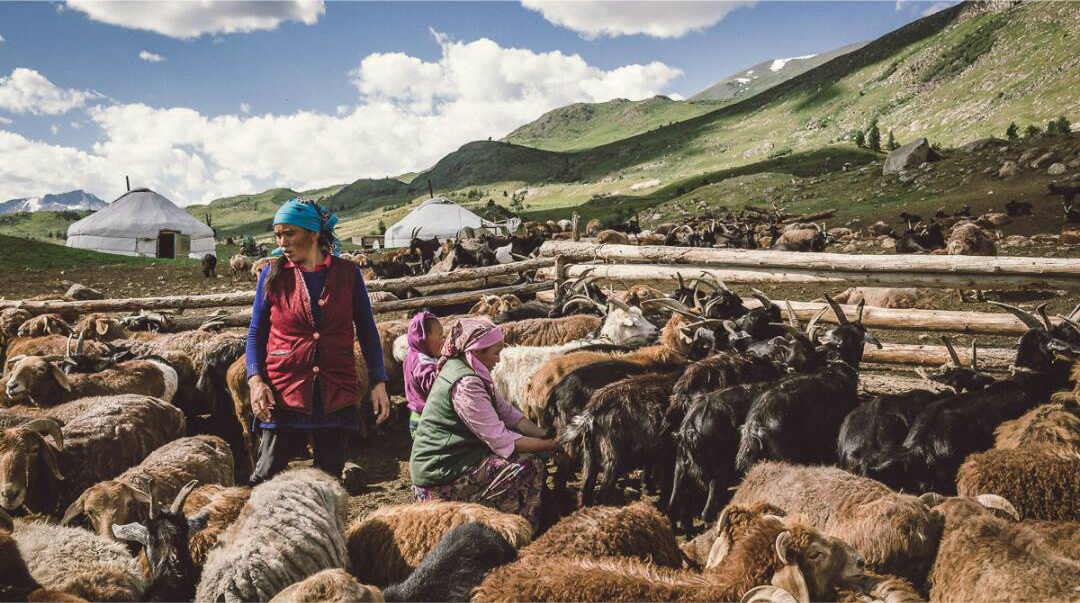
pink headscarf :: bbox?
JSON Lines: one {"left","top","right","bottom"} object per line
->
{"left": 438, "top": 317, "right": 505, "bottom": 389}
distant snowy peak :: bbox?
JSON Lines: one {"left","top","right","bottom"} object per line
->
{"left": 0, "top": 190, "right": 107, "bottom": 214}
{"left": 770, "top": 54, "right": 819, "bottom": 72}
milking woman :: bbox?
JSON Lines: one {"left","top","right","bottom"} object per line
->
{"left": 245, "top": 197, "right": 389, "bottom": 485}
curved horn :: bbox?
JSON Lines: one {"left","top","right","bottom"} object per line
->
{"left": 22, "top": 418, "right": 63, "bottom": 450}
{"left": 855, "top": 299, "right": 865, "bottom": 323}
{"left": 940, "top": 336, "right": 961, "bottom": 367}
{"left": 171, "top": 480, "right": 200, "bottom": 515}
{"left": 750, "top": 288, "right": 776, "bottom": 310}
{"left": 742, "top": 586, "right": 799, "bottom": 603}
{"left": 1070, "top": 302, "right": 1080, "bottom": 322}
{"left": 805, "top": 306, "right": 829, "bottom": 341}
{"left": 970, "top": 339, "right": 978, "bottom": 370}
{"left": 823, "top": 294, "right": 849, "bottom": 325}
{"left": 918, "top": 492, "right": 946, "bottom": 508}
{"left": 75, "top": 331, "right": 85, "bottom": 356}
{"left": 608, "top": 296, "right": 632, "bottom": 313}
{"left": 784, "top": 301, "right": 801, "bottom": 330}
{"left": 974, "top": 494, "right": 1020, "bottom": 521}
{"left": 1035, "top": 303, "right": 1054, "bottom": 332}
{"left": 987, "top": 301, "right": 1044, "bottom": 330}
{"left": 675, "top": 272, "right": 686, "bottom": 293}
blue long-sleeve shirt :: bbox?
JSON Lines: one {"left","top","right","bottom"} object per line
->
{"left": 245, "top": 261, "right": 389, "bottom": 386}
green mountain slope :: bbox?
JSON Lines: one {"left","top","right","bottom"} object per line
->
{"left": 692, "top": 41, "right": 868, "bottom": 101}
{"left": 0, "top": 210, "right": 92, "bottom": 244}
{"left": 502, "top": 96, "right": 727, "bottom": 152}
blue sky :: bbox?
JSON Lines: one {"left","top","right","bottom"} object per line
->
{"left": 0, "top": 1, "right": 949, "bottom": 204}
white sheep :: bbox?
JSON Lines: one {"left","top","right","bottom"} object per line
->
{"left": 195, "top": 467, "right": 350, "bottom": 602}
{"left": 230, "top": 254, "right": 254, "bottom": 278}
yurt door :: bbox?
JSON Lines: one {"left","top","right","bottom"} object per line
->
{"left": 157, "top": 230, "right": 177, "bottom": 259}
{"left": 175, "top": 234, "right": 191, "bottom": 258}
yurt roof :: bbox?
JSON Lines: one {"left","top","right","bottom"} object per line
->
{"left": 67, "top": 188, "right": 214, "bottom": 239}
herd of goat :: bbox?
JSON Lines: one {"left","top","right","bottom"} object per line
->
{"left": 1, "top": 262, "right": 1080, "bottom": 601}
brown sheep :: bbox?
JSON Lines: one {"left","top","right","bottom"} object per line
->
{"left": 376, "top": 319, "right": 410, "bottom": 395}
{"left": 519, "top": 503, "right": 684, "bottom": 568}
{"left": 2, "top": 334, "right": 111, "bottom": 381}
{"left": 5, "top": 355, "right": 178, "bottom": 406}
{"left": 0, "top": 397, "right": 109, "bottom": 427}
{"left": 637, "top": 233, "right": 667, "bottom": 245}
{"left": 586, "top": 218, "right": 603, "bottom": 236}
{"left": 731, "top": 461, "right": 941, "bottom": 584}
{"left": 499, "top": 314, "right": 602, "bottom": 347}
{"left": 229, "top": 254, "right": 253, "bottom": 278}
{"left": 946, "top": 222, "right": 997, "bottom": 256}
{"left": 468, "top": 294, "right": 523, "bottom": 321}
{"left": 16, "top": 314, "right": 71, "bottom": 338}
{"left": 993, "top": 400, "right": 1080, "bottom": 454}
{"left": 61, "top": 435, "right": 235, "bottom": 539}
{"left": 71, "top": 314, "right": 128, "bottom": 342}
{"left": 956, "top": 446, "right": 1080, "bottom": 521}
{"left": 832, "top": 287, "right": 933, "bottom": 309}
{"left": 774, "top": 228, "right": 818, "bottom": 245}
{"left": 269, "top": 569, "right": 383, "bottom": 603}
{"left": 595, "top": 229, "right": 630, "bottom": 245}
{"left": 681, "top": 501, "right": 786, "bottom": 568}
{"left": 346, "top": 501, "right": 533, "bottom": 587}
{"left": 0, "top": 308, "right": 31, "bottom": 340}
{"left": 473, "top": 512, "right": 867, "bottom": 603}
{"left": 926, "top": 496, "right": 1080, "bottom": 602}
{"left": 182, "top": 484, "right": 252, "bottom": 568}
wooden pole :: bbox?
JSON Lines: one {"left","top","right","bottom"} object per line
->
{"left": 864, "top": 343, "right": 1012, "bottom": 367}
{"left": 370, "top": 281, "right": 551, "bottom": 314}
{"left": 571, "top": 212, "right": 580, "bottom": 243}
{"left": 536, "top": 243, "right": 1080, "bottom": 291}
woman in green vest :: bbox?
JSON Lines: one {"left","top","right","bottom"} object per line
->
{"left": 410, "top": 317, "right": 556, "bottom": 530}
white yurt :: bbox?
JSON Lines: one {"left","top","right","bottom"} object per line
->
{"left": 384, "top": 197, "right": 515, "bottom": 248}
{"left": 66, "top": 188, "right": 215, "bottom": 259}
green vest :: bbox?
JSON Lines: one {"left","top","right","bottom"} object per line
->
{"left": 409, "top": 358, "right": 493, "bottom": 487}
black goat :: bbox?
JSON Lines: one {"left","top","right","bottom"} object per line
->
{"left": 919, "top": 336, "right": 996, "bottom": 394}
{"left": 881, "top": 306, "right": 1080, "bottom": 494}
{"left": 384, "top": 522, "right": 516, "bottom": 602}
{"left": 899, "top": 211, "right": 923, "bottom": 227}
{"left": 447, "top": 240, "right": 497, "bottom": 270}
{"left": 408, "top": 228, "right": 442, "bottom": 271}
{"left": 836, "top": 389, "right": 942, "bottom": 486}
{"left": 494, "top": 301, "right": 554, "bottom": 323}
{"left": 735, "top": 296, "right": 880, "bottom": 472}
{"left": 1004, "top": 199, "right": 1033, "bottom": 216}
{"left": 112, "top": 481, "right": 206, "bottom": 603}
{"left": 201, "top": 254, "right": 217, "bottom": 278}
{"left": 669, "top": 381, "right": 773, "bottom": 531}
{"left": 509, "top": 232, "right": 545, "bottom": 257}
{"left": 895, "top": 222, "right": 945, "bottom": 254}
{"left": 665, "top": 351, "right": 780, "bottom": 437}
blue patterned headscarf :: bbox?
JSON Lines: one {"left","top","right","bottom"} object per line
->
{"left": 272, "top": 197, "right": 342, "bottom": 257}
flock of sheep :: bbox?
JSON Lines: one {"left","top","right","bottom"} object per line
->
{"left": 0, "top": 252, "right": 1079, "bottom": 602}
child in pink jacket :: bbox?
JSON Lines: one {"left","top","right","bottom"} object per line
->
{"left": 404, "top": 310, "right": 443, "bottom": 436}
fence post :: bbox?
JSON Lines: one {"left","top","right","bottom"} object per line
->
{"left": 554, "top": 254, "right": 567, "bottom": 296}
{"left": 571, "top": 212, "right": 580, "bottom": 242}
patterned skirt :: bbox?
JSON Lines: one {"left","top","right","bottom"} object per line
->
{"left": 413, "top": 452, "right": 544, "bottom": 531}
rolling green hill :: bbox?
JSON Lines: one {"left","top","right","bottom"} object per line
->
{"left": 0, "top": 210, "right": 91, "bottom": 244}
{"left": 0, "top": 234, "right": 192, "bottom": 270}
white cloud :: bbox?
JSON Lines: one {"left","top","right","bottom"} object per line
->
{"left": 70, "top": 121, "right": 81, "bottom": 129}
{"left": 0, "top": 34, "right": 5, "bottom": 43}
{"left": 50, "top": 124, "right": 60, "bottom": 135}
{"left": 1, "top": 33, "right": 681, "bottom": 205}
{"left": 65, "top": 0, "right": 325, "bottom": 39}
{"left": 522, "top": 0, "right": 755, "bottom": 39}
{"left": 239, "top": 102, "right": 251, "bottom": 114}
{"left": 139, "top": 50, "right": 165, "bottom": 62}
{"left": 921, "top": 1, "right": 957, "bottom": 16}
{"left": 0, "top": 68, "right": 101, "bottom": 115}
{"left": 0, "top": 116, "right": 11, "bottom": 125}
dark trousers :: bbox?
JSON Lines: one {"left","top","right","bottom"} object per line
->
{"left": 250, "top": 428, "right": 347, "bottom": 485}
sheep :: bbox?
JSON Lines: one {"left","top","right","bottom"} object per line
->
{"left": 993, "top": 399, "right": 1080, "bottom": 454}
{"left": 0, "top": 308, "right": 31, "bottom": 340}
{"left": 182, "top": 484, "right": 251, "bottom": 567}
{"left": 956, "top": 447, "right": 1080, "bottom": 522}
{"left": 925, "top": 495, "right": 1080, "bottom": 602}
{"left": 4, "top": 334, "right": 110, "bottom": 377}
{"left": 383, "top": 522, "right": 517, "bottom": 602}
{"left": 0, "top": 507, "right": 78, "bottom": 603}
{"left": 473, "top": 511, "right": 867, "bottom": 603}
{"left": 493, "top": 340, "right": 626, "bottom": 414}
{"left": 195, "top": 468, "right": 349, "bottom": 602}
{"left": 346, "top": 500, "right": 533, "bottom": 587}
{"left": 251, "top": 256, "right": 273, "bottom": 277}
{"left": 0, "top": 395, "right": 186, "bottom": 515}
{"left": 5, "top": 354, "right": 178, "bottom": 406}
{"left": 229, "top": 254, "right": 253, "bottom": 278}
{"left": 518, "top": 503, "right": 684, "bottom": 568}
{"left": 61, "top": 435, "right": 235, "bottom": 539}
{"left": 468, "top": 294, "right": 523, "bottom": 321}
{"left": 947, "top": 222, "right": 996, "bottom": 302}
{"left": 832, "top": 287, "right": 933, "bottom": 309}
{"left": 498, "top": 314, "right": 602, "bottom": 347}
{"left": 12, "top": 519, "right": 147, "bottom": 601}
{"left": 0, "top": 395, "right": 108, "bottom": 426}
{"left": 595, "top": 229, "right": 631, "bottom": 245}
{"left": 270, "top": 569, "right": 384, "bottom": 603}
{"left": 680, "top": 501, "right": 786, "bottom": 569}
{"left": 731, "top": 461, "right": 942, "bottom": 585}
{"left": 586, "top": 218, "right": 603, "bottom": 236}
{"left": 16, "top": 313, "right": 71, "bottom": 338}
{"left": 71, "top": 313, "right": 129, "bottom": 341}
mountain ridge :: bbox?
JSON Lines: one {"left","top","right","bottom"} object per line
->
{"left": 0, "top": 190, "right": 106, "bottom": 215}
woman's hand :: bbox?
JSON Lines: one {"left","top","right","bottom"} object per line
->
{"left": 248, "top": 375, "right": 274, "bottom": 422}
{"left": 371, "top": 382, "right": 390, "bottom": 424}
{"left": 514, "top": 417, "right": 550, "bottom": 438}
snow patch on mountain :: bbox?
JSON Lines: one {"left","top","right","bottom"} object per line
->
{"left": 770, "top": 54, "right": 818, "bottom": 72}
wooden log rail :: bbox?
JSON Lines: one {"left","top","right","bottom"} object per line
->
{"left": 0, "top": 258, "right": 554, "bottom": 315}
{"left": 864, "top": 343, "right": 1012, "bottom": 367}
{"left": 537, "top": 241, "right": 1080, "bottom": 292}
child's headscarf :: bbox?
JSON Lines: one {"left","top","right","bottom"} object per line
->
{"left": 272, "top": 197, "right": 343, "bottom": 257}
{"left": 407, "top": 310, "right": 438, "bottom": 357}
{"left": 438, "top": 317, "right": 504, "bottom": 388}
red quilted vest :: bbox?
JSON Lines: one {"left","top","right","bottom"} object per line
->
{"left": 264, "top": 255, "right": 359, "bottom": 414}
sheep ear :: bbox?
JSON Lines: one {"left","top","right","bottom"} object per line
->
{"left": 96, "top": 321, "right": 109, "bottom": 336}
{"left": 188, "top": 509, "right": 210, "bottom": 534}
{"left": 61, "top": 491, "right": 88, "bottom": 525}
{"left": 770, "top": 564, "right": 811, "bottom": 603}
{"left": 774, "top": 531, "right": 794, "bottom": 565}
{"left": 48, "top": 363, "right": 72, "bottom": 392}
{"left": 705, "top": 532, "right": 731, "bottom": 569}
{"left": 112, "top": 522, "right": 150, "bottom": 546}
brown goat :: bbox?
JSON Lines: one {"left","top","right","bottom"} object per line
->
{"left": 499, "top": 315, "right": 601, "bottom": 347}
{"left": 519, "top": 503, "right": 684, "bottom": 568}
{"left": 346, "top": 500, "right": 533, "bottom": 587}
{"left": 595, "top": 230, "right": 631, "bottom": 245}
{"left": 474, "top": 512, "right": 866, "bottom": 603}
{"left": 586, "top": 219, "right": 603, "bottom": 236}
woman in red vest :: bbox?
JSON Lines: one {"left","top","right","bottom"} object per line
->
{"left": 244, "top": 198, "right": 389, "bottom": 485}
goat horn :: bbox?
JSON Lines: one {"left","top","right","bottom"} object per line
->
{"left": 918, "top": 492, "right": 946, "bottom": 508}
{"left": 676, "top": 272, "right": 686, "bottom": 293}
{"left": 75, "top": 332, "right": 85, "bottom": 356}
{"left": 750, "top": 288, "right": 775, "bottom": 310}
{"left": 970, "top": 339, "right": 978, "bottom": 370}
{"left": 1035, "top": 303, "right": 1054, "bottom": 332}
{"left": 856, "top": 300, "right": 865, "bottom": 324}
{"left": 987, "top": 301, "right": 1044, "bottom": 330}
{"left": 22, "top": 418, "right": 63, "bottom": 450}
{"left": 805, "top": 306, "right": 829, "bottom": 340}
{"left": 1056, "top": 314, "right": 1080, "bottom": 332}
{"left": 741, "top": 585, "right": 800, "bottom": 603}
{"left": 1069, "top": 302, "right": 1080, "bottom": 322}
{"left": 784, "top": 301, "right": 801, "bottom": 330}
{"left": 974, "top": 494, "right": 1020, "bottom": 521}
{"left": 940, "top": 336, "right": 961, "bottom": 367}
{"left": 823, "top": 294, "right": 849, "bottom": 325}
{"left": 608, "top": 297, "right": 632, "bottom": 313}
{"left": 171, "top": 480, "right": 200, "bottom": 515}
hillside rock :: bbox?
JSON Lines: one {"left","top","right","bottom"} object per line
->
{"left": 883, "top": 138, "right": 938, "bottom": 175}
{"left": 65, "top": 283, "right": 102, "bottom": 301}
{"left": 1032, "top": 152, "right": 1058, "bottom": 169}
{"left": 960, "top": 137, "right": 1008, "bottom": 153}
{"left": 1019, "top": 148, "right": 1046, "bottom": 165}
{"left": 1048, "top": 162, "right": 1067, "bottom": 176}
{"left": 998, "top": 161, "right": 1018, "bottom": 178}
